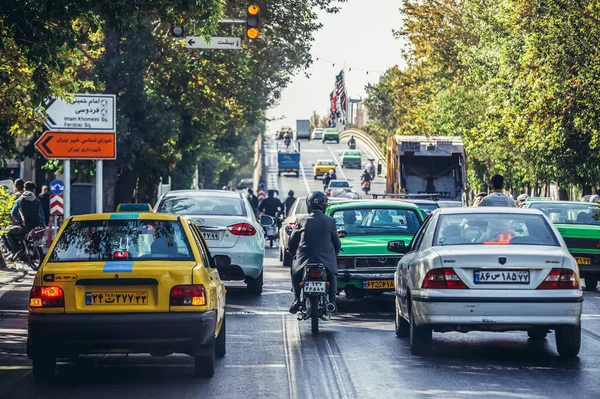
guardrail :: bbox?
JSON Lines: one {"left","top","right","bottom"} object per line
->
{"left": 340, "top": 128, "right": 387, "bottom": 170}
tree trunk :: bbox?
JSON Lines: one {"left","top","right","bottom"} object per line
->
{"left": 102, "top": 160, "right": 119, "bottom": 212}
{"left": 116, "top": 168, "right": 137, "bottom": 205}
{"left": 558, "top": 188, "right": 569, "bottom": 201}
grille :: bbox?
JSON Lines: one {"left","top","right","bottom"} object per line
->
{"left": 354, "top": 257, "right": 402, "bottom": 268}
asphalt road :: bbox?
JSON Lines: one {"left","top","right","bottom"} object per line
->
{"left": 1, "top": 138, "right": 600, "bottom": 398}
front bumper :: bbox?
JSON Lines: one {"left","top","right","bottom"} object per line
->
{"left": 28, "top": 311, "right": 217, "bottom": 358}
{"left": 411, "top": 293, "right": 583, "bottom": 329}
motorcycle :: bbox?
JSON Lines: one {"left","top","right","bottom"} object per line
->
{"left": 263, "top": 212, "right": 283, "bottom": 248}
{"left": 362, "top": 180, "right": 371, "bottom": 195}
{"left": 348, "top": 141, "right": 356, "bottom": 149}
{"left": 284, "top": 137, "right": 292, "bottom": 148}
{"left": 297, "top": 263, "right": 335, "bottom": 334}
{"left": 11, "top": 227, "right": 46, "bottom": 271}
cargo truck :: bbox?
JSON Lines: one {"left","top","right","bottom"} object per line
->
{"left": 295, "top": 119, "right": 310, "bottom": 140}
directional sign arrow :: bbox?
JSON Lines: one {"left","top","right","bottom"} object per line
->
{"left": 41, "top": 134, "right": 54, "bottom": 155}
{"left": 188, "top": 39, "right": 195, "bottom": 46}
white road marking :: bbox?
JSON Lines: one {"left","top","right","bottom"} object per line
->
{"left": 225, "top": 364, "right": 286, "bottom": 368}
{"left": 325, "top": 144, "right": 348, "bottom": 181}
{"left": 299, "top": 157, "right": 312, "bottom": 195}
{"left": 282, "top": 315, "right": 303, "bottom": 399}
{"left": 324, "top": 338, "right": 350, "bottom": 399}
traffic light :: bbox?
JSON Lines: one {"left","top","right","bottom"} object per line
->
{"left": 246, "top": 4, "right": 260, "bottom": 39}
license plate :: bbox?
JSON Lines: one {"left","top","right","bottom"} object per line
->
{"left": 474, "top": 270, "right": 530, "bottom": 284}
{"left": 363, "top": 280, "right": 394, "bottom": 289}
{"left": 85, "top": 292, "right": 148, "bottom": 305}
{"left": 203, "top": 232, "right": 220, "bottom": 241}
{"left": 575, "top": 257, "right": 591, "bottom": 265}
{"left": 304, "top": 281, "right": 327, "bottom": 293}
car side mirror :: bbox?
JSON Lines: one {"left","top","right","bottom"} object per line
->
{"left": 387, "top": 240, "right": 408, "bottom": 254}
{"left": 213, "top": 255, "right": 231, "bottom": 268}
{"left": 260, "top": 215, "right": 275, "bottom": 226}
{"left": 338, "top": 230, "right": 347, "bottom": 238}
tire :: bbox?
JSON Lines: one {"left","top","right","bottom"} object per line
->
{"left": 584, "top": 278, "right": 598, "bottom": 291}
{"left": 336, "top": 140, "right": 340, "bottom": 144}
{"left": 527, "top": 328, "right": 548, "bottom": 340}
{"left": 32, "top": 355, "right": 56, "bottom": 382}
{"left": 313, "top": 175, "right": 317, "bottom": 180}
{"left": 279, "top": 246, "right": 283, "bottom": 261}
{"left": 556, "top": 322, "right": 581, "bottom": 358}
{"left": 283, "top": 249, "right": 292, "bottom": 267}
{"left": 216, "top": 314, "right": 226, "bottom": 358}
{"left": 295, "top": 171, "right": 299, "bottom": 178}
{"left": 247, "top": 271, "right": 263, "bottom": 295}
{"left": 409, "top": 300, "right": 432, "bottom": 355}
{"left": 309, "top": 295, "right": 319, "bottom": 334}
{"left": 194, "top": 350, "right": 215, "bottom": 377}
{"left": 26, "top": 245, "right": 42, "bottom": 271}
{"left": 395, "top": 297, "right": 409, "bottom": 338}
{"left": 269, "top": 239, "right": 274, "bottom": 248}
{"left": 278, "top": 171, "right": 281, "bottom": 177}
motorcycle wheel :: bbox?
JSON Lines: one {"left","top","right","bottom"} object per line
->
{"left": 309, "top": 295, "right": 319, "bottom": 334}
{"left": 269, "top": 238, "right": 273, "bottom": 248}
{"left": 26, "top": 245, "right": 42, "bottom": 271}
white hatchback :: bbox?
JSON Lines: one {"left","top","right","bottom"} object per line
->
{"left": 391, "top": 207, "right": 583, "bottom": 357}
{"left": 155, "top": 190, "right": 267, "bottom": 295}
{"left": 311, "top": 128, "right": 324, "bottom": 140}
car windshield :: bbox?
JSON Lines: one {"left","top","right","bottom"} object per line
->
{"left": 158, "top": 195, "right": 246, "bottom": 216}
{"left": 434, "top": 213, "right": 559, "bottom": 247}
{"left": 49, "top": 220, "right": 193, "bottom": 262}
{"left": 318, "top": 161, "right": 335, "bottom": 166}
{"left": 413, "top": 203, "right": 439, "bottom": 215}
{"left": 329, "top": 181, "right": 350, "bottom": 188}
{"left": 331, "top": 207, "right": 421, "bottom": 235}
{"left": 529, "top": 202, "right": 600, "bottom": 226}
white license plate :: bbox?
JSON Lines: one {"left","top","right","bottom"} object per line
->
{"left": 304, "top": 281, "right": 327, "bottom": 293}
{"left": 474, "top": 270, "right": 530, "bottom": 284}
{"left": 203, "top": 232, "right": 220, "bottom": 241}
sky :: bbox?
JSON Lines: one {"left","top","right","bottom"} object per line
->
{"left": 265, "top": 0, "right": 406, "bottom": 133}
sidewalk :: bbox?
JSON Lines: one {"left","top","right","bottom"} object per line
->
{"left": 0, "top": 263, "right": 28, "bottom": 285}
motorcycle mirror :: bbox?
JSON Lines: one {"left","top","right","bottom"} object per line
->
{"left": 260, "top": 215, "right": 275, "bottom": 226}
{"left": 387, "top": 240, "right": 408, "bottom": 254}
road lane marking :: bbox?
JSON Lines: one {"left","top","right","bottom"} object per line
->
{"left": 299, "top": 159, "right": 312, "bottom": 195}
{"left": 225, "top": 364, "right": 286, "bottom": 368}
{"left": 324, "top": 338, "right": 350, "bottom": 399}
{"left": 325, "top": 144, "right": 348, "bottom": 181}
{"left": 283, "top": 315, "right": 304, "bottom": 399}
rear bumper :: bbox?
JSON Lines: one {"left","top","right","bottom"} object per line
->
{"left": 211, "top": 247, "right": 264, "bottom": 280}
{"left": 28, "top": 311, "right": 217, "bottom": 357}
{"left": 411, "top": 295, "right": 583, "bottom": 329}
{"left": 571, "top": 252, "right": 600, "bottom": 275}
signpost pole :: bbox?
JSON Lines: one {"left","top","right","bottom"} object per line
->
{"left": 96, "top": 160, "right": 103, "bottom": 213}
{"left": 64, "top": 160, "right": 70, "bottom": 218}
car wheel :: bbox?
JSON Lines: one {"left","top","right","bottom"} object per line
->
{"left": 395, "top": 297, "right": 409, "bottom": 338}
{"left": 283, "top": 250, "right": 292, "bottom": 267}
{"left": 313, "top": 175, "right": 317, "bottom": 180}
{"left": 279, "top": 246, "right": 283, "bottom": 261}
{"left": 32, "top": 355, "right": 56, "bottom": 382}
{"left": 527, "top": 328, "right": 548, "bottom": 340}
{"left": 409, "top": 300, "right": 432, "bottom": 355}
{"left": 584, "top": 278, "right": 598, "bottom": 291}
{"left": 336, "top": 139, "right": 340, "bottom": 143}
{"left": 278, "top": 171, "right": 281, "bottom": 177}
{"left": 555, "top": 322, "right": 581, "bottom": 358}
{"left": 216, "top": 314, "right": 226, "bottom": 358}
{"left": 247, "top": 271, "right": 263, "bottom": 295}
{"left": 194, "top": 349, "right": 215, "bottom": 377}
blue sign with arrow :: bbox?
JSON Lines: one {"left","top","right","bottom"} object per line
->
{"left": 50, "top": 179, "right": 65, "bottom": 195}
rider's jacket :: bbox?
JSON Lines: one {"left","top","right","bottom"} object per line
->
{"left": 288, "top": 211, "right": 341, "bottom": 275}
{"left": 11, "top": 191, "right": 44, "bottom": 229}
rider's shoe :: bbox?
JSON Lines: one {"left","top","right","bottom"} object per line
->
{"left": 289, "top": 300, "right": 300, "bottom": 314}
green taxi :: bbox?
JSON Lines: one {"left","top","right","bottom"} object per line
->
{"left": 326, "top": 200, "right": 424, "bottom": 296}
{"left": 522, "top": 200, "right": 600, "bottom": 290}
{"left": 341, "top": 150, "right": 362, "bottom": 169}
{"left": 322, "top": 128, "right": 340, "bottom": 143}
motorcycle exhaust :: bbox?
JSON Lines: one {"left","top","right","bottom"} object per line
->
{"left": 326, "top": 303, "right": 336, "bottom": 313}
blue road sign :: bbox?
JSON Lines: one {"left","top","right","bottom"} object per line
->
{"left": 50, "top": 179, "right": 65, "bottom": 195}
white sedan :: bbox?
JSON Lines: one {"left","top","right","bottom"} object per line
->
{"left": 391, "top": 207, "right": 582, "bottom": 357}
{"left": 311, "top": 128, "right": 324, "bottom": 140}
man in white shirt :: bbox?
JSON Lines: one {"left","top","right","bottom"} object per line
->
{"left": 478, "top": 175, "right": 516, "bottom": 207}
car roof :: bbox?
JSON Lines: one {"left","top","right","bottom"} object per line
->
{"left": 435, "top": 207, "right": 546, "bottom": 215}
{"left": 163, "top": 189, "right": 242, "bottom": 198}
{"left": 71, "top": 212, "right": 180, "bottom": 222}
{"left": 327, "top": 199, "right": 420, "bottom": 210}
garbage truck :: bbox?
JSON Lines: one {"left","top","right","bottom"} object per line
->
{"left": 382, "top": 135, "right": 466, "bottom": 202}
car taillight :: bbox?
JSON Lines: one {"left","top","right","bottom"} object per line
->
{"left": 30, "top": 286, "right": 64, "bottom": 308}
{"left": 337, "top": 257, "right": 353, "bottom": 268}
{"left": 170, "top": 285, "right": 207, "bottom": 306}
{"left": 308, "top": 269, "right": 322, "bottom": 279}
{"left": 537, "top": 268, "right": 579, "bottom": 289}
{"left": 228, "top": 223, "right": 256, "bottom": 236}
{"left": 422, "top": 268, "right": 468, "bottom": 289}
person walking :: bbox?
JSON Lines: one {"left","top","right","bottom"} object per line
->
{"left": 477, "top": 175, "right": 516, "bottom": 207}
{"left": 246, "top": 188, "right": 259, "bottom": 215}
{"left": 38, "top": 185, "right": 50, "bottom": 226}
{"left": 284, "top": 190, "right": 296, "bottom": 217}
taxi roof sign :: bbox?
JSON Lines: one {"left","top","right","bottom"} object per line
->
{"left": 116, "top": 203, "right": 153, "bottom": 212}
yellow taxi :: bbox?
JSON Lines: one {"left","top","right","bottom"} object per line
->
{"left": 313, "top": 159, "right": 337, "bottom": 179}
{"left": 27, "top": 204, "right": 227, "bottom": 380}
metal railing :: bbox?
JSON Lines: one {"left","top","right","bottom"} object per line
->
{"left": 340, "top": 128, "right": 387, "bottom": 171}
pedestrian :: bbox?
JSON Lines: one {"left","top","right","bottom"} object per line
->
{"left": 472, "top": 192, "right": 486, "bottom": 206}
{"left": 13, "top": 179, "right": 24, "bottom": 200}
{"left": 477, "top": 175, "right": 516, "bottom": 207}
{"left": 284, "top": 190, "right": 296, "bottom": 217}
{"left": 246, "top": 188, "right": 259, "bottom": 215}
{"left": 38, "top": 185, "right": 50, "bottom": 226}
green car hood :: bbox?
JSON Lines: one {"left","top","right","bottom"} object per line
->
{"left": 339, "top": 234, "right": 413, "bottom": 256}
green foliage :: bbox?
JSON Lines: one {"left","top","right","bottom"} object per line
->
{"left": 0, "top": 188, "right": 15, "bottom": 230}
{"left": 365, "top": 0, "right": 600, "bottom": 196}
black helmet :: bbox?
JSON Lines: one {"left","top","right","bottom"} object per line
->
{"left": 288, "top": 190, "right": 294, "bottom": 196}
{"left": 306, "top": 191, "right": 328, "bottom": 212}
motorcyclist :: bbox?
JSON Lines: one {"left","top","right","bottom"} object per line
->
{"left": 361, "top": 168, "right": 372, "bottom": 183}
{"left": 288, "top": 191, "right": 341, "bottom": 313}
{"left": 284, "top": 132, "right": 292, "bottom": 147}
{"left": 258, "top": 190, "right": 283, "bottom": 218}
{"left": 323, "top": 169, "right": 336, "bottom": 190}
{"left": 348, "top": 136, "right": 356, "bottom": 148}
{"left": 367, "top": 159, "right": 376, "bottom": 179}
{"left": 6, "top": 181, "right": 45, "bottom": 261}
{"left": 284, "top": 190, "right": 296, "bottom": 217}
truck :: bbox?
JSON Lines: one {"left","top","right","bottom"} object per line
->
{"left": 383, "top": 135, "right": 466, "bottom": 202}
{"left": 295, "top": 119, "right": 310, "bottom": 140}
{"left": 277, "top": 142, "right": 301, "bottom": 177}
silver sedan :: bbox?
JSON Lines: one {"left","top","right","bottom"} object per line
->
{"left": 391, "top": 207, "right": 583, "bottom": 357}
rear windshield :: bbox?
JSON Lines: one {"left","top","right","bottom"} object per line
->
{"left": 49, "top": 220, "right": 193, "bottom": 262}
{"left": 317, "top": 161, "right": 335, "bottom": 166}
{"left": 434, "top": 213, "right": 559, "bottom": 247}
{"left": 413, "top": 203, "right": 439, "bottom": 215}
{"left": 331, "top": 207, "right": 422, "bottom": 235}
{"left": 158, "top": 195, "right": 246, "bottom": 216}
{"left": 529, "top": 202, "right": 600, "bottom": 226}
{"left": 329, "top": 181, "right": 350, "bottom": 188}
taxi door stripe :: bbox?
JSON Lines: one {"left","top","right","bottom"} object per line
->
{"left": 103, "top": 261, "right": 134, "bottom": 273}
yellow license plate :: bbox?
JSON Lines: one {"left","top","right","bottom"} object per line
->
{"left": 575, "top": 257, "right": 591, "bottom": 265}
{"left": 85, "top": 292, "right": 148, "bottom": 305}
{"left": 363, "top": 280, "right": 394, "bottom": 289}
